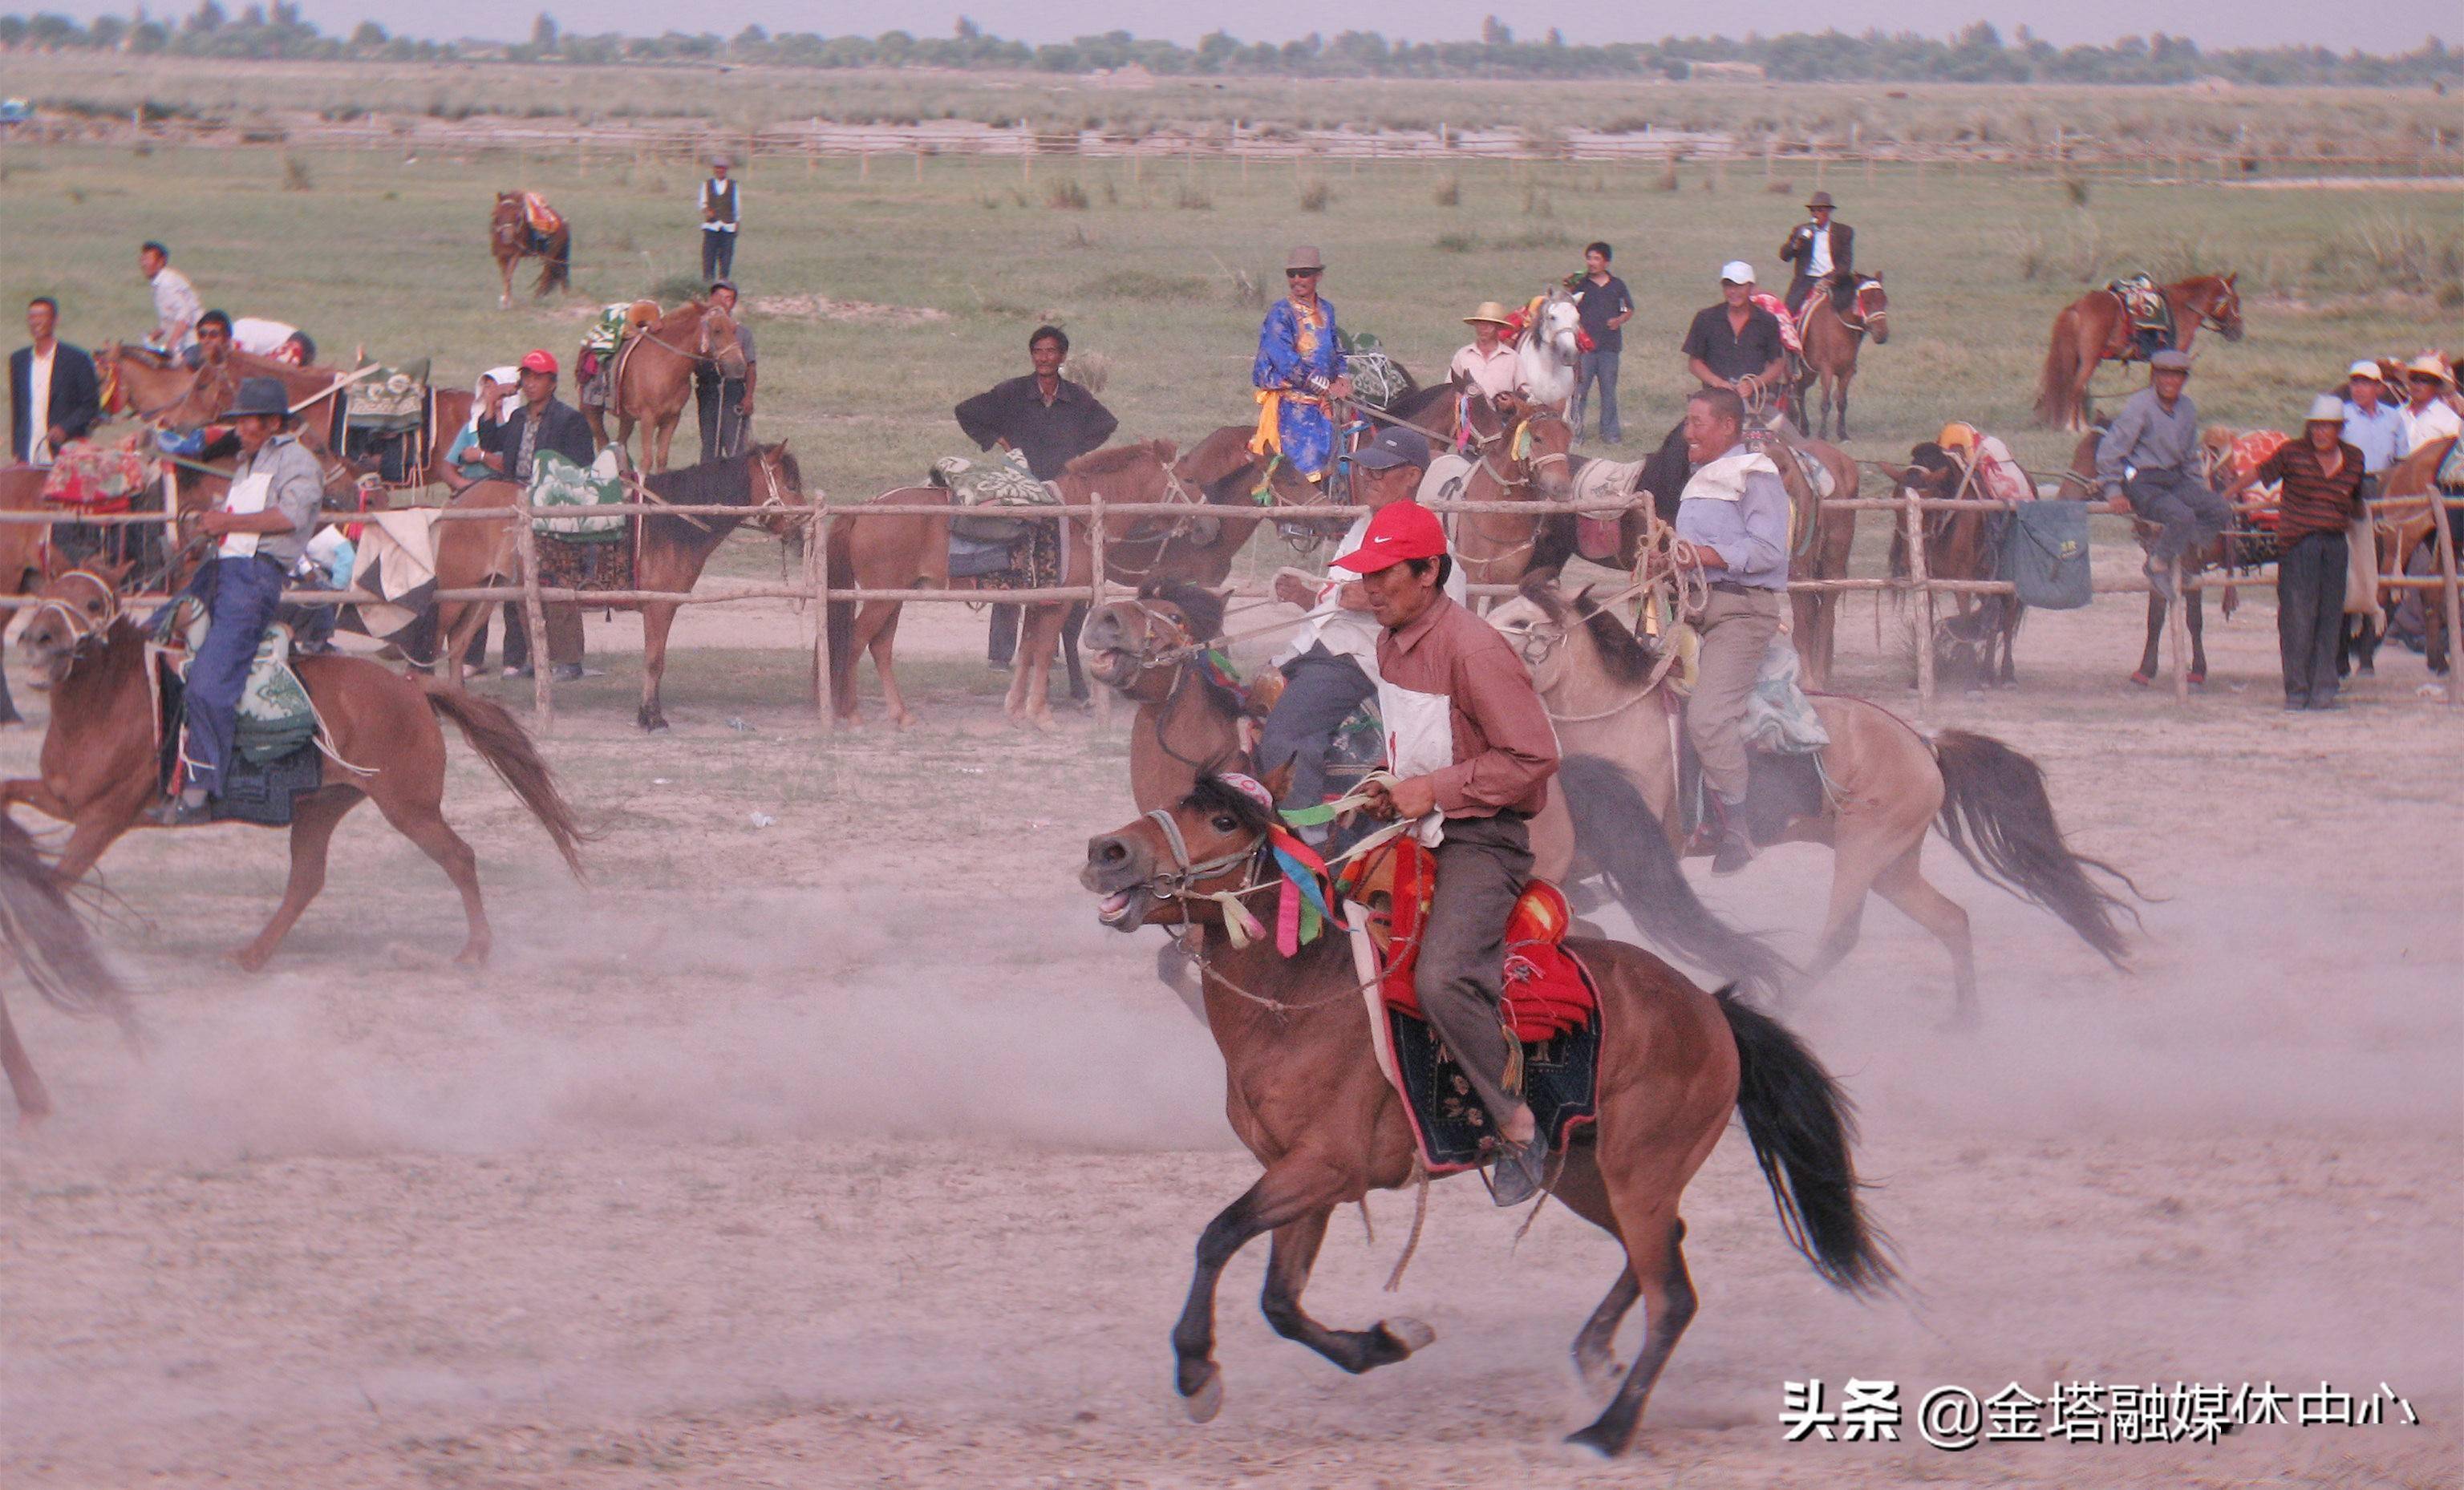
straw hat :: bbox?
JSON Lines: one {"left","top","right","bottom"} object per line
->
{"left": 2304, "top": 394, "right": 2346, "bottom": 424}
{"left": 2346, "top": 358, "right": 2385, "bottom": 382}
{"left": 1463, "top": 301, "right": 1516, "bottom": 328}
{"left": 1284, "top": 245, "right": 1325, "bottom": 273}
{"left": 2404, "top": 353, "right": 2453, "bottom": 387}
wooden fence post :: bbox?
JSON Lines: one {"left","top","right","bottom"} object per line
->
{"left": 1088, "top": 487, "right": 1111, "bottom": 730}
{"left": 1904, "top": 485, "right": 1935, "bottom": 716}
{"left": 2168, "top": 558, "right": 2190, "bottom": 702}
{"left": 2433, "top": 496, "right": 2463, "bottom": 708}
{"left": 512, "top": 500, "right": 554, "bottom": 731}
{"left": 813, "top": 504, "right": 835, "bottom": 730}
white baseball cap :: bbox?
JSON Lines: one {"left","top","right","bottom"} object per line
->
{"left": 2347, "top": 359, "right": 2384, "bottom": 381}
{"left": 1719, "top": 261, "right": 1756, "bottom": 285}
{"left": 2305, "top": 394, "right": 2348, "bottom": 424}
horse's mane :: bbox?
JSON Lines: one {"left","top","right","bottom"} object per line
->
{"left": 1139, "top": 579, "right": 1224, "bottom": 641}
{"left": 1185, "top": 775, "right": 1276, "bottom": 837}
{"left": 1522, "top": 575, "right": 1658, "bottom": 686}
{"left": 646, "top": 452, "right": 752, "bottom": 506}
{"left": 1064, "top": 442, "right": 1165, "bottom": 478}
{"left": 650, "top": 299, "right": 707, "bottom": 331}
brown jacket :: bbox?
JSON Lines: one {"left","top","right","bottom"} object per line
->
{"left": 1373, "top": 593, "right": 1558, "bottom": 817}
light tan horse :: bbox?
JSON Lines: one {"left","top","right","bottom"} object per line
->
{"left": 599, "top": 301, "right": 744, "bottom": 474}
{"left": 1487, "top": 575, "right": 2142, "bottom": 1025}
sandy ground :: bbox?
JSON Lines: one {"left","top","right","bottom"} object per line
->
{"left": 2, "top": 550, "right": 2458, "bottom": 1488}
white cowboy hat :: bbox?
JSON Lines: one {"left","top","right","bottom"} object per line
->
{"left": 2304, "top": 394, "right": 2347, "bottom": 424}
{"left": 1719, "top": 261, "right": 1756, "bottom": 285}
{"left": 2404, "top": 353, "right": 2454, "bottom": 386}
{"left": 1463, "top": 301, "right": 1516, "bottom": 327}
{"left": 2346, "top": 358, "right": 2385, "bottom": 381}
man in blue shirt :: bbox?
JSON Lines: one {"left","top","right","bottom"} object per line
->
{"left": 1569, "top": 241, "right": 1633, "bottom": 444}
{"left": 2339, "top": 360, "right": 2403, "bottom": 480}
{"left": 2096, "top": 349, "right": 2219, "bottom": 598}
{"left": 1250, "top": 245, "right": 1352, "bottom": 486}
{"left": 1673, "top": 387, "right": 1789, "bottom": 875}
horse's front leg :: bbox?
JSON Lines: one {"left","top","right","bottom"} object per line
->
{"left": 497, "top": 255, "right": 513, "bottom": 312}
{"left": 2185, "top": 589, "right": 2208, "bottom": 685}
{"left": 2132, "top": 591, "right": 2166, "bottom": 686}
{"left": 1258, "top": 1207, "right": 1433, "bottom": 1376}
{"left": 1835, "top": 371, "right": 1852, "bottom": 440}
{"left": 638, "top": 601, "right": 678, "bottom": 731}
{"left": 1172, "top": 1162, "right": 1354, "bottom": 1423}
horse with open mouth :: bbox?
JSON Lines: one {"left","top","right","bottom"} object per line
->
{"left": 1079, "top": 768, "right": 1895, "bottom": 1456}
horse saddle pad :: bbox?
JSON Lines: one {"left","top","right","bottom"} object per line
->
{"left": 152, "top": 605, "right": 318, "bottom": 765}
{"left": 41, "top": 439, "right": 156, "bottom": 512}
{"left": 1339, "top": 837, "right": 1602, "bottom": 1172}
{"left": 520, "top": 192, "right": 562, "bottom": 236}
{"left": 1676, "top": 727, "right": 1828, "bottom": 848}
{"left": 528, "top": 449, "right": 626, "bottom": 541}
{"left": 935, "top": 451, "right": 1060, "bottom": 543}
{"left": 346, "top": 362, "right": 430, "bottom": 432}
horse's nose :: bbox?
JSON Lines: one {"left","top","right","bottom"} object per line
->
{"left": 1080, "top": 831, "right": 1147, "bottom": 890}
{"left": 1080, "top": 608, "right": 1125, "bottom": 653}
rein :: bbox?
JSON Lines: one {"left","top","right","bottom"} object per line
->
{"left": 28, "top": 569, "right": 122, "bottom": 651}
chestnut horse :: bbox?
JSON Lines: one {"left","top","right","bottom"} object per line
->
{"left": 1449, "top": 383, "right": 1579, "bottom": 599}
{"left": 825, "top": 438, "right": 1278, "bottom": 730}
{"left": 3, "top": 566, "right": 590, "bottom": 969}
{"left": 2033, "top": 273, "right": 2243, "bottom": 431}
{"left": 1077, "top": 582, "right": 1793, "bottom": 1002}
{"left": 420, "top": 445, "right": 805, "bottom": 729}
{"left": 1080, "top": 771, "right": 1893, "bottom": 1454}
{"left": 1793, "top": 272, "right": 1889, "bottom": 440}
{"left": 1890, "top": 442, "right": 2024, "bottom": 689}
{"left": 490, "top": 192, "right": 571, "bottom": 308}
{"left": 1487, "top": 575, "right": 2143, "bottom": 1025}
{"left": 595, "top": 301, "right": 745, "bottom": 474}
{"left": 0, "top": 812, "right": 133, "bottom": 1125}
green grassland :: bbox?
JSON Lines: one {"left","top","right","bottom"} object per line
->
{"left": 1, "top": 124, "right": 2456, "bottom": 521}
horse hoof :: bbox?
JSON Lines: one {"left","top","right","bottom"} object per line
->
{"left": 2128, "top": 671, "right": 2153, "bottom": 688}
{"left": 1181, "top": 1375, "right": 1223, "bottom": 1424}
{"left": 454, "top": 945, "right": 491, "bottom": 968}
{"left": 1562, "top": 1422, "right": 1625, "bottom": 1460}
{"left": 226, "top": 947, "right": 271, "bottom": 974}
{"left": 1381, "top": 1317, "right": 1436, "bottom": 1354}
{"left": 638, "top": 715, "right": 669, "bottom": 733}
{"left": 891, "top": 712, "right": 918, "bottom": 730}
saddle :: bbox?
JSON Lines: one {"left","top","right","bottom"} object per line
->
{"left": 1334, "top": 835, "right": 1603, "bottom": 1174}
{"left": 150, "top": 605, "right": 325, "bottom": 826}
{"left": 1674, "top": 636, "right": 1833, "bottom": 846}
{"left": 2103, "top": 275, "right": 2176, "bottom": 361}
{"left": 520, "top": 192, "right": 562, "bottom": 237}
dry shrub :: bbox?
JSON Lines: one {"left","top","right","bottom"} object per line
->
{"left": 1044, "top": 178, "right": 1089, "bottom": 211}
{"left": 1433, "top": 175, "right": 1459, "bottom": 207}
{"left": 1299, "top": 180, "right": 1332, "bottom": 213}
{"left": 282, "top": 155, "right": 314, "bottom": 192}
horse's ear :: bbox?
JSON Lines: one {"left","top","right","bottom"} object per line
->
{"left": 2225, "top": 270, "right": 2238, "bottom": 285}
{"left": 1174, "top": 427, "right": 1258, "bottom": 492}
{"left": 1148, "top": 438, "right": 1177, "bottom": 468}
{"left": 1260, "top": 758, "right": 1297, "bottom": 805}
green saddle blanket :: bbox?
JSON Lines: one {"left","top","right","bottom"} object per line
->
{"left": 347, "top": 359, "right": 431, "bottom": 432}
{"left": 158, "top": 603, "right": 318, "bottom": 765}
{"left": 934, "top": 448, "right": 1060, "bottom": 543}
{"left": 529, "top": 448, "right": 628, "bottom": 542}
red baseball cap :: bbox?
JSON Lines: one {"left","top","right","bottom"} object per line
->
{"left": 1330, "top": 499, "right": 1447, "bottom": 573}
{"left": 519, "top": 348, "right": 559, "bottom": 375}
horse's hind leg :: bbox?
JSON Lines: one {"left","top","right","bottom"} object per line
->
{"left": 232, "top": 788, "right": 363, "bottom": 972}
{"left": 2186, "top": 589, "right": 2208, "bottom": 685}
{"left": 860, "top": 604, "right": 917, "bottom": 728}
{"left": 1258, "top": 1206, "right": 1432, "bottom": 1376}
{"left": 1873, "top": 842, "right": 1977, "bottom": 1028}
{"left": 0, "top": 993, "right": 53, "bottom": 1127}
{"left": 1551, "top": 1149, "right": 1640, "bottom": 1396}
{"left": 638, "top": 600, "right": 679, "bottom": 731}
{"left": 1566, "top": 1200, "right": 1698, "bottom": 1457}
{"left": 370, "top": 789, "right": 490, "bottom": 966}
{"left": 2133, "top": 593, "right": 2166, "bottom": 684}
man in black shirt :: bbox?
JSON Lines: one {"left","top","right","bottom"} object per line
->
{"left": 1680, "top": 261, "right": 1787, "bottom": 403}
{"left": 1568, "top": 241, "right": 1634, "bottom": 444}
{"left": 953, "top": 324, "right": 1120, "bottom": 684}
{"left": 475, "top": 349, "right": 598, "bottom": 679}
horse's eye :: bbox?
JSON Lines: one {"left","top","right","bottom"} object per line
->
{"left": 1210, "top": 815, "right": 1239, "bottom": 833}
{"left": 87, "top": 599, "right": 104, "bottom": 613}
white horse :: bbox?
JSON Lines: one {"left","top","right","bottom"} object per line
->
{"left": 1516, "top": 286, "right": 1583, "bottom": 411}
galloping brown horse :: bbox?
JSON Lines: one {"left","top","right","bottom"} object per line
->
{"left": 2033, "top": 273, "right": 2243, "bottom": 431}
{"left": 1488, "top": 575, "right": 2143, "bottom": 1024}
{"left": 1080, "top": 771, "right": 1893, "bottom": 1455}
{"left": 2, "top": 566, "right": 590, "bottom": 969}
{"left": 419, "top": 446, "right": 804, "bottom": 729}
{"left": 1794, "top": 272, "right": 1889, "bottom": 440}
{"left": 490, "top": 192, "right": 571, "bottom": 308}
{"left": 825, "top": 438, "right": 1277, "bottom": 730}
{"left": 594, "top": 301, "right": 745, "bottom": 474}
{"left": 0, "top": 812, "right": 133, "bottom": 1125}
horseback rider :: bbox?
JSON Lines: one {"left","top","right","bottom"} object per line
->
{"left": 2096, "top": 349, "right": 2225, "bottom": 599}
{"left": 1258, "top": 427, "right": 1467, "bottom": 834}
{"left": 1778, "top": 191, "right": 1856, "bottom": 320}
{"left": 189, "top": 310, "right": 233, "bottom": 370}
{"left": 1251, "top": 245, "right": 1353, "bottom": 489}
{"left": 1337, "top": 497, "right": 1560, "bottom": 1205}
{"left": 475, "top": 349, "right": 594, "bottom": 680}
{"left": 1682, "top": 262, "right": 1787, "bottom": 410}
{"left": 149, "top": 376, "right": 326, "bottom": 827}
{"left": 1675, "top": 387, "right": 1791, "bottom": 876}
{"left": 1449, "top": 302, "right": 1525, "bottom": 407}
{"left": 139, "top": 241, "right": 202, "bottom": 362}
{"left": 954, "top": 323, "right": 1119, "bottom": 683}
{"left": 2396, "top": 354, "right": 2462, "bottom": 461}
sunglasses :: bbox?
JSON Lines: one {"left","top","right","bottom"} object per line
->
{"left": 1287, "top": 269, "right": 1321, "bottom": 280}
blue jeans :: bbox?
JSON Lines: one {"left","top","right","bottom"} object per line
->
{"left": 173, "top": 554, "right": 286, "bottom": 796}
{"left": 1572, "top": 350, "right": 1621, "bottom": 443}
{"left": 1255, "top": 646, "right": 1376, "bottom": 817}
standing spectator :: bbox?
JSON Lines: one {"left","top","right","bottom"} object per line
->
{"left": 2223, "top": 395, "right": 2367, "bottom": 711}
{"left": 1447, "top": 302, "right": 1524, "bottom": 406}
{"left": 2339, "top": 360, "right": 2403, "bottom": 478}
{"left": 2095, "top": 349, "right": 2222, "bottom": 599}
{"left": 1568, "top": 241, "right": 1633, "bottom": 443}
{"left": 139, "top": 241, "right": 201, "bottom": 360}
{"left": 954, "top": 324, "right": 1117, "bottom": 684}
{"left": 699, "top": 156, "right": 740, "bottom": 283}
{"left": 10, "top": 295, "right": 100, "bottom": 467}
{"left": 2396, "top": 354, "right": 2462, "bottom": 460}
{"left": 1777, "top": 191, "right": 1855, "bottom": 319}
{"left": 476, "top": 349, "right": 596, "bottom": 681}
{"left": 694, "top": 281, "right": 756, "bottom": 460}
{"left": 1681, "top": 261, "right": 1786, "bottom": 399}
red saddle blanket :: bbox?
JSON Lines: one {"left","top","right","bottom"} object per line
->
{"left": 1343, "top": 837, "right": 1598, "bottom": 1043}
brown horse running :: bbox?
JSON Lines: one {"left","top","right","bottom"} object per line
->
{"left": 1488, "top": 575, "right": 2142, "bottom": 1024}
{"left": 1080, "top": 770, "right": 1893, "bottom": 1454}
{"left": 1079, "top": 582, "right": 1793, "bottom": 1001}
{"left": 490, "top": 192, "right": 572, "bottom": 308}
{"left": 825, "top": 439, "right": 1270, "bottom": 730}
{"left": 594, "top": 301, "right": 746, "bottom": 475}
{"left": 2033, "top": 273, "right": 2244, "bottom": 431}
{"left": 421, "top": 446, "right": 804, "bottom": 729}
{"left": 1793, "top": 273, "right": 1889, "bottom": 440}
{"left": 3, "top": 566, "right": 590, "bottom": 969}
{"left": 0, "top": 812, "right": 134, "bottom": 1124}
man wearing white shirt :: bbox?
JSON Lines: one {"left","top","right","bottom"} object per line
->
{"left": 231, "top": 316, "right": 316, "bottom": 365}
{"left": 1448, "top": 302, "right": 1524, "bottom": 406}
{"left": 2338, "top": 360, "right": 2403, "bottom": 476}
{"left": 10, "top": 296, "right": 100, "bottom": 468}
{"left": 139, "top": 241, "right": 202, "bottom": 358}
{"left": 2396, "top": 354, "right": 2462, "bottom": 460}
{"left": 1257, "top": 426, "right": 1468, "bottom": 827}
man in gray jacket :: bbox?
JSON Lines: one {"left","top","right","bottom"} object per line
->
{"left": 2096, "top": 349, "right": 2224, "bottom": 597}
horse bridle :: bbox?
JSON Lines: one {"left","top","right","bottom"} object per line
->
{"left": 29, "top": 569, "right": 123, "bottom": 652}
{"left": 1139, "top": 808, "right": 1266, "bottom": 898}
{"left": 1844, "top": 279, "right": 1888, "bottom": 337}
{"left": 1091, "top": 462, "right": 1211, "bottom": 581}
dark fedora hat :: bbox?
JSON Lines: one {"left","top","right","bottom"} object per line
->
{"left": 226, "top": 375, "right": 291, "bottom": 419}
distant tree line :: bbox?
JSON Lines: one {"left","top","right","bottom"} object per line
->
{"left": 0, "top": 10, "right": 2455, "bottom": 87}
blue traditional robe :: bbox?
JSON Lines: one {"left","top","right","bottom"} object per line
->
{"left": 1251, "top": 296, "right": 1343, "bottom": 479}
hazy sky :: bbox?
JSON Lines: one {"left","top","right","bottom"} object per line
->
{"left": 51, "top": 0, "right": 2464, "bottom": 55}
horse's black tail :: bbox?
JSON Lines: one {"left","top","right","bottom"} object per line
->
{"left": 1559, "top": 754, "right": 1793, "bottom": 1005}
{"left": 1931, "top": 728, "right": 2145, "bottom": 967}
{"left": 536, "top": 230, "right": 571, "bottom": 297}
{"left": 0, "top": 815, "right": 136, "bottom": 1038}
{"left": 823, "top": 526, "right": 857, "bottom": 715}
{"left": 1716, "top": 986, "right": 1896, "bottom": 1294}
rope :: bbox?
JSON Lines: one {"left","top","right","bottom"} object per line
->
{"left": 1382, "top": 1156, "right": 1430, "bottom": 1292}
